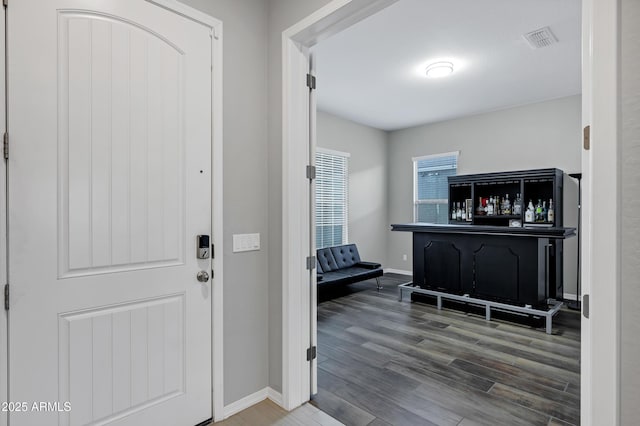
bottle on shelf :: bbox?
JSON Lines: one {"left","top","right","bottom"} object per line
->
{"left": 513, "top": 193, "right": 522, "bottom": 215}
{"left": 503, "top": 194, "right": 511, "bottom": 215}
{"left": 535, "top": 199, "right": 543, "bottom": 222}
{"left": 476, "top": 197, "right": 485, "bottom": 216}
{"left": 547, "top": 199, "right": 554, "bottom": 223}
{"left": 495, "top": 196, "right": 501, "bottom": 215}
{"left": 542, "top": 201, "right": 548, "bottom": 222}
{"left": 466, "top": 201, "right": 473, "bottom": 222}
{"left": 456, "top": 202, "right": 463, "bottom": 221}
{"left": 525, "top": 200, "right": 535, "bottom": 223}
{"left": 451, "top": 202, "right": 457, "bottom": 221}
{"left": 487, "top": 197, "right": 495, "bottom": 216}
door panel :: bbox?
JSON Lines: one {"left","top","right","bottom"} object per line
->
{"left": 8, "top": 1, "right": 212, "bottom": 425}
{"left": 58, "top": 11, "right": 185, "bottom": 277}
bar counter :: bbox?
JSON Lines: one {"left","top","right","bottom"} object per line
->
{"left": 391, "top": 223, "right": 576, "bottom": 308}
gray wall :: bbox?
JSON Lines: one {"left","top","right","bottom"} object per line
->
{"left": 179, "top": 0, "right": 270, "bottom": 405}
{"left": 386, "top": 96, "right": 582, "bottom": 294}
{"left": 267, "top": 0, "right": 334, "bottom": 394}
{"left": 317, "top": 110, "right": 388, "bottom": 265}
{"left": 621, "top": 0, "right": 640, "bottom": 421}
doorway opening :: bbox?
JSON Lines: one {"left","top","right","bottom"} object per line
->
{"left": 307, "top": 1, "right": 581, "bottom": 424}
{"left": 282, "top": 0, "right": 621, "bottom": 424}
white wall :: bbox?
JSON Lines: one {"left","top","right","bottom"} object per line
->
{"left": 179, "top": 0, "right": 270, "bottom": 406}
{"left": 621, "top": 0, "right": 640, "bottom": 421}
{"left": 317, "top": 110, "right": 388, "bottom": 265}
{"left": 386, "top": 95, "right": 582, "bottom": 295}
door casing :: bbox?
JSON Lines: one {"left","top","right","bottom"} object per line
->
{"left": 0, "top": 0, "right": 225, "bottom": 424}
{"left": 281, "top": 0, "right": 621, "bottom": 424}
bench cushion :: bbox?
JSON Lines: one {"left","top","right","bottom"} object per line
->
{"left": 317, "top": 247, "right": 339, "bottom": 272}
{"left": 330, "top": 244, "right": 361, "bottom": 269}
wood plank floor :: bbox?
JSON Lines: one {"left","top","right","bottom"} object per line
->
{"left": 311, "top": 274, "right": 581, "bottom": 426}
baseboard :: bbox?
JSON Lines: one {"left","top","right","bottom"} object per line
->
{"left": 384, "top": 268, "right": 412, "bottom": 276}
{"left": 223, "top": 387, "right": 284, "bottom": 419}
{"left": 223, "top": 388, "right": 268, "bottom": 419}
{"left": 562, "top": 293, "right": 582, "bottom": 302}
{"left": 266, "top": 387, "right": 283, "bottom": 406}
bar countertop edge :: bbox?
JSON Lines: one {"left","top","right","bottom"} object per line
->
{"left": 390, "top": 223, "right": 576, "bottom": 239}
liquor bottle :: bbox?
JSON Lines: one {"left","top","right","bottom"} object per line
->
{"left": 487, "top": 197, "right": 494, "bottom": 216}
{"left": 513, "top": 193, "right": 522, "bottom": 215}
{"left": 451, "top": 203, "right": 457, "bottom": 221}
{"left": 456, "top": 202, "right": 463, "bottom": 221}
{"left": 525, "top": 200, "right": 535, "bottom": 223}
{"left": 535, "top": 199, "right": 543, "bottom": 222}
{"left": 495, "top": 196, "right": 501, "bottom": 215}
{"left": 503, "top": 194, "right": 511, "bottom": 215}
{"left": 542, "top": 201, "right": 548, "bottom": 222}
{"left": 476, "top": 197, "right": 485, "bottom": 216}
{"left": 466, "top": 202, "right": 473, "bottom": 221}
{"left": 547, "top": 199, "right": 554, "bottom": 223}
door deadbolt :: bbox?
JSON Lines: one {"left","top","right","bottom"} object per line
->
{"left": 197, "top": 270, "right": 209, "bottom": 283}
{"left": 197, "top": 235, "right": 210, "bottom": 259}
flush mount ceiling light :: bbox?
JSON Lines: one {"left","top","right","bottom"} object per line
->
{"left": 425, "top": 61, "right": 454, "bottom": 78}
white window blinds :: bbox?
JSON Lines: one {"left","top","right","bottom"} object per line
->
{"left": 414, "top": 152, "right": 458, "bottom": 223}
{"left": 315, "top": 149, "right": 349, "bottom": 249}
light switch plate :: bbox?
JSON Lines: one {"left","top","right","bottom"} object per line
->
{"left": 232, "top": 233, "right": 260, "bottom": 253}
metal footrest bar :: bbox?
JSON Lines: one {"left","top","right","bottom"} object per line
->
{"left": 398, "top": 282, "right": 564, "bottom": 334}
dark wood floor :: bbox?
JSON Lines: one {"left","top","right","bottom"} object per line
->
{"left": 311, "top": 274, "right": 581, "bottom": 426}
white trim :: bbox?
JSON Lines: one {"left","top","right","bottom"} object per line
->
{"left": 223, "top": 388, "right": 269, "bottom": 419}
{"left": 210, "top": 19, "right": 225, "bottom": 424}
{"left": 582, "top": 0, "right": 620, "bottom": 424}
{"left": 412, "top": 150, "right": 460, "bottom": 163}
{"left": 145, "top": 0, "right": 220, "bottom": 30}
{"left": 562, "top": 293, "right": 583, "bottom": 302}
{"left": 281, "top": 0, "right": 399, "bottom": 412}
{"left": 0, "top": 6, "right": 7, "bottom": 426}
{"left": 384, "top": 268, "right": 412, "bottom": 277}
{"left": 267, "top": 387, "right": 284, "bottom": 407}
{"left": 223, "top": 387, "right": 284, "bottom": 420}
{"left": 316, "top": 147, "right": 351, "bottom": 158}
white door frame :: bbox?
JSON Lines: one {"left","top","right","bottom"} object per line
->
{"left": 581, "top": 0, "right": 621, "bottom": 424}
{"left": 0, "top": 5, "right": 7, "bottom": 426}
{"left": 281, "top": 0, "right": 400, "bottom": 410}
{"left": 0, "top": 0, "right": 225, "bottom": 424}
{"left": 282, "top": 0, "right": 621, "bottom": 422}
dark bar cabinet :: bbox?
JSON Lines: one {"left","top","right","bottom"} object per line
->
{"left": 392, "top": 168, "right": 575, "bottom": 308}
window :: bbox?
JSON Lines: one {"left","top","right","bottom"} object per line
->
{"left": 413, "top": 152, "right": 458, "bottom": 223}
{"left": 315, "top": 148, "right": 349, "bottom": 249}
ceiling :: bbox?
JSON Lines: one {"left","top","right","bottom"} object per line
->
{"left": 312, "top": 0, "right": 581, "bottom": 131}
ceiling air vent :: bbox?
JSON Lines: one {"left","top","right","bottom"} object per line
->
{"left": 523, "top": 26, "right": 558, "bottom": 49}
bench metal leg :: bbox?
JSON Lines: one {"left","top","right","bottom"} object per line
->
{"left": 375, "top": 277, "right": 382, "bottom": 291}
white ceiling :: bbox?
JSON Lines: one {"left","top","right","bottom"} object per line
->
{"left": 312, "top": 0, "right": 581, "bottom": 131}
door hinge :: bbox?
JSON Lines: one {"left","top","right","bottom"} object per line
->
{"left": 306, "top": 256, "right": 316, "bottom": 270}
{"left": 582, "top": 294, "right": 589, "bottom": 319}
{"left": 583, "top": 125, "right": 590, "bottom": 151}
{"left": 306, "top": 74, "right": 316, "bottom": 90}
{"left": 211, "top": 244, "right": 215, "bottom": 259}
{"left": 306, "top": 165, "right": 316, "bottom": 180}
{"left": 4, "top": 284, "right": 8, "bottom": 311}
{"left": 306, "top": 346, "right": 317, "bottom": 361}
{"left": 3, "top": 132, "right": 8, "bottom": 160}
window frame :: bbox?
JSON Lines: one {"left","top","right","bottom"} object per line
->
{"left": 412, "top": 151, "right": 459, "bottom": 223}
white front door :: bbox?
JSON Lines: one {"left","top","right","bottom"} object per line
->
{"left": 8, "top": 1, "right": 212, "bottom": 425}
